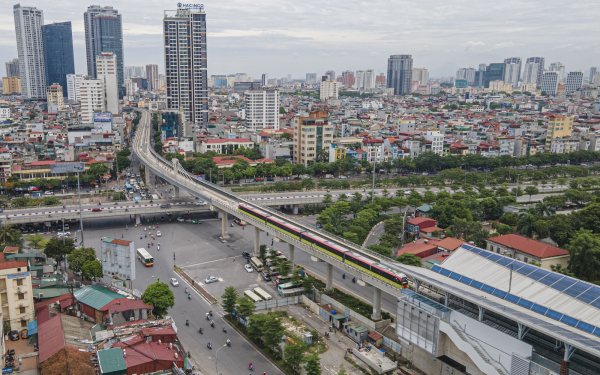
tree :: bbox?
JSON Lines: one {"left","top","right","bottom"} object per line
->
{"left": 236, "top": 296, "right": 256, "bottom": 319}
{"left": 0, "top": 224, "right": 22, "bottom": 244}
{"left": 26, "top": 233, "right": 47, "bottom": 250}
{"left": 301, "top": 178, "right": 315, "bottom": 191}
{"left": 343, "top": 232, "right": 359, "bottom": 244}
{"left": 284, "top": 341, "right": 306, "bottom": 374}
{"left": 524, "top": 186, "right": 539, "bottom": 202}
{"left": 322, "top": 194, "right": 333, "bottom": 204}
{"left": 304, "top": 353, "right": 322, "bottom": 375}
{"left": 44, "top": 237, "right": 75, "bottom": 264}
{"left": 264, "top": 315, "right": 286, "bottom": 354}
{"left": 247, "top": 313, "right": 269, "bottom": 342}
{"left": 367, "top": 244, "right": 392, "bottom": 258}
{"left": 396, "top": 253, "right": 422, "bottom": 267}
{"left": 259, "top": 244, "right": 268, "bottom": 262}
{"left": 221, "top": 286, "right": 239, "bottom": 316}
{"left": 278, "top": 260, "right": 293, "bottom": 276}
{"left": 447, "top": 218, "right": 490, "bottom": 247}
{"left": 430, "top": 200, "right": 473, "bottom": 228}
{"left": 566, "top": 230, "right": 600, "bottom": 281}
{"left": 303, "top": 276, "right": 316, "bottom": 300}
{"left": 517, "top": 213, "right": 537, "bottom": 238}
{"left": 499, "top": 212, "right": 518, "bottom": 226}
{"left": 379, "top": 233, "right": 402, "bottom": 249}
{"left": 67, "top": 247, "right": 96, "bottom": 277}
{"left": 86, "top": 162, "right": 109, "bottom": 177}
{"left": 81, "top": 260, "right": 103, "bottom": 281}
{"left": 142, "top": 280, "right": 175, "bottom": 318}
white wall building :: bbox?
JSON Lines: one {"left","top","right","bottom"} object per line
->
{"left": 66, "top": 74, "right": 83, "bottom": 102}
{"left": 101, "top": 237, "right": 136, "bottom": 281}
{"left": 96, "top": 53, "right": 119, "bottom": 115}
{"left": 540, "top": 71, "right": 559, "bottom": 96}
{"left": 426, "top": 130, "right": 443, "bottom": 155}
{"left": 355, "top": 70, "right": 365, "bottom": 89}
{"left": 549, "top": 62, "right": 565, "bottom": 82}
{"left": 522, "top": 62, "right": 539, "bottom": 84}
{"left": 320, "top": 80, "right": 339, "bottom": 100}
{"left": 13, "top": 4, "right": 46, "bottom": 100}
{"left": 364, "top": 69, "right": 376, "bottom": 89}
{"left": 412, "top": 68, "right": 429, "bottom": 86}
{"left": 565, "top": 71, "right": 584, "bottom": 94}
{"left": 80, "top": 78, "right": 105, "bottom": 123}
{"left": 245, "top": 88, "right": 279, "bottom": 131}
{"left": 504, "top": 62, "right": 521, "bottom": 88}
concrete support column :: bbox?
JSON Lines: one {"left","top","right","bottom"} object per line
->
{"left": 561, "top": 344, "right": 575, "bottom": 375}
{"left": 254, "top": 226, "right": 260, "bottom": 256}
{"left": 220, "top": 210, "right": 229, "bottom": 239}
{"left": 292, "top": 204, "right": 299, "bottom": 215}
{"left": 288, "top": 243, "right": 295, "bottom": 267}
{"left": 173, "top": 186, "right": 180, "bottom": 199}
{"left": 145, "top": 168, "right": 152, "bottom": 187}
{"left": 478, "top": 306, "right": 485, "bottom": 322}
{"left": 414, "top": 279, "right": 421, "bottom": 294}
{"left": 444, "top": 292, "right": 449, "bottom": 307}
{"left": 325, "top": 263, "right": 333, "bottom": 290}
{"left": 371, "top": 288, "right": 382, "bottom": 321}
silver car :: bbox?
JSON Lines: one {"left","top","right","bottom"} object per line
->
{"left": 205, "top": 276, "right": 218, "bottom": 284}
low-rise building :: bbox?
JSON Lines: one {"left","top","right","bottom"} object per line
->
{"left": 485, "top": 234, "right": 569, "bottom": 269}
{"left": 197, "top": 138, "right": 254, "bottom": 154}
{"left": 0, "top": 252, "right": 34, "bottom": 332}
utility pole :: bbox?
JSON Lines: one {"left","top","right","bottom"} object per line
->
{"left": 371, "top": 159, "right": 376, "bottom": 204}
{"left": 77, "top": 172, "right": 84, "bottom": 248}
{"left": 516, "top": 174, "right": 521, "bottom": 200}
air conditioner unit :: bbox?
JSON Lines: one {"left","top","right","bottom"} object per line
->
{"left": 130, "top": 317, "right": 134, "bottom": 321}
{"left": 19, "top": 304, "right": 23, "bottom": 307}
{"left": 17, "top": 287, "right": 21, "bottom": 292}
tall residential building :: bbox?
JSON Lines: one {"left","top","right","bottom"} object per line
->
{"left": 364, "top": 69, "right": 376, "bottom": 89}
{"left": 13, "top": 4, "right": 46, "bottom": 100}
{"left": 593, "top": 73, "right": 600, "bottom": 87}
{"left": 320, "top": 80, "right": 339, "bottom": 100}
{"left": 41, "top": 22, "right": 75, "bottom": 95}
{"left": 526, "top": 57, "right": 545, "bottom": 85}
{"left": 412, "top": 68, "right": 429, "bottom": 86}
{"left": 540, "top": 71, "right": 559, "bottom": 96}
{"left": 164, "top": 5, "right": 208, "bottom": 126}
{"left": 245, "top": 88, "right": 279, "bottom": 131}
{"left": 96, "top": 53, "right": 119, "bottom": 114}
{"left": 146, "top": 64, "right": 159, "bottom": 90}
{"left": 80, "top": 78, "right": 105, "bottom": 123}
{"left": 125, "top": 66, "right": 146, "bottom": 78}
{"left": 305, "top": 73, "right": 317, "bottom": 85}
{"left": 84, "top": 5, "right": 125, "bottom": 98}
{"left": 325, "top": 70, "right": 335, "bottom": 81}
{"left": 66, "top": 74, "right": 83, "bottom": 102}
{"left": 293, "top": 110, "right": 333, "bottom": 166}
{"left": 355, "top": 70, "right": 365, "bottom": 89}
{"left": 484, "top": 63, "right": 505, "bottom": 88}
{"left": 387, "top": 55, "right": 413, "bottom": 95}
{"left": 46, "top": 84, "right": 64, "bottom": 109}
{"left": 503, "top": 57, "right": 522, "bottom": 88}
{"left": 549, "top": 62, "right": 565, "bottom": 82}
{"left": 474, "top": 64, "right": 487, "bottom": 88}
{"left": 522, "top": 62, "right": 540, "bottom": 84}
{"left": 5, "top": 58, "right": 19, "bottom": 77}
{"left": 2, "top": 77, "right": 21, "bottom": 94}
{"left": 456, "top": 68, "right": 476, "bottom": 85}
{"left": 545, "top": 115, "right": 573, "bottom": 151}
{"left": 376, "top": 73, "right": 386, "bottom": 84}
{"left": 261, "top": 73, "right": 268, "bottom": 87}
{"left": 340, "top": 70, "right": 355, "bottom": 88}
{"left": 565, "top": 71, "right": 584, "bottom": 93}
{"left": 590, "top": 67, "right": 597, "bottom": 83}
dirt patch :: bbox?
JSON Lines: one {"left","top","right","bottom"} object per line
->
{"left": 40, "top": 347, "right": 96, "bottom": 375}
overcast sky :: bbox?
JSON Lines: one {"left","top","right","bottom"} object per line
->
{"left": 2, "top": 0, "right": 600, "bottom": 79}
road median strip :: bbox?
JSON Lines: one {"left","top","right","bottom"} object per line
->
{"left": 174, "top": 267, "right": 218, "bottom": 304}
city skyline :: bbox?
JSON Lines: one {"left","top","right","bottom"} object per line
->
{"left": 1, "top": 1, "right": 599, "bottom": 79}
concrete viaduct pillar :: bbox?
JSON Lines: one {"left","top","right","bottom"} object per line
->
{"left": 372, "top": 288, "right": 382, "bottom": 321}
{"left": 220, "top": 210, "right": 229, "bottom": 239}
{"left": 173, "top": 186, "right": 180, "bottom": 199}
{"left": 288, "top": 243, "right": 295, "bottom": 267}
{"left": 325, "top": 263, "right": 333, "bottom": 290}
{"left": 292, "top": 204, "right": 299, "bottom": 215}
{"left": 254, "top": 227, "right": 260, "bottom": 256}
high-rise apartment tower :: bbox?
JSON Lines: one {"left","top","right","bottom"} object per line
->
{"left": 387, "top": 55, "right": 413, "bottom": 95}
{"left": 13, "top": 4, "right": 46, "bottom": 100}
{"left": 42, "top": 22, "right": 75, "bottom": 95}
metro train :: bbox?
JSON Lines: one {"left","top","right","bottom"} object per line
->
{"left": 238, "top": 203, "right": 408, "bottom": 289}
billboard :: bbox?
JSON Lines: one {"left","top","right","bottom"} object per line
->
{"left": 93, "top": 112, "right": 112, "bottom": 122}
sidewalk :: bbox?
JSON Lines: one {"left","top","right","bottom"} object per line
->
{"left": 280, "top": 304, "right": 373, "bottom": 375}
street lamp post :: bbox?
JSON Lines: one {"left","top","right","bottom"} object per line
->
{"left": 516, "top": 174, "right": 521, "bottom": 200}
{"left": 371, "top": 160, "right": 376, "bottom": 204}
{"left": 215, "top": 344, "right": 227, "bottom": 375}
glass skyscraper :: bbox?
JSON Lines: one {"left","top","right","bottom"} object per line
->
{"left": 42, "top": 22, "right": 75, "bottom": 95}
{"left": 387, "top": 55, "right": 413, "bottom": 95}
{"left": 84, "top": 5, "right": 125, "bottom": 98}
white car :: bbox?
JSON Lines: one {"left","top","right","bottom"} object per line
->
{"left": 195, "top": 201, "right": 207, "bottom": 206}
{"left": 57, "top": 232, "right": 71, "bottom": 238}
{"left": 170, "top": 278, "right": 179, "bottom": 287}
{"left": 205, "top": 276, "right": 218, "bottom": 284}
{"left": 156, "top": 231, "right": 161, "bottom": 237}
{"left": 244, "top": 264, "right": 253, "bottom": 273}
{"left": 45, "top": 191, "right": 54, "bottom": 195}
{"left": 176, "top": 217, "right": 185, "bottom": 222}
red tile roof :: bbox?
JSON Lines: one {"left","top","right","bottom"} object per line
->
{"left": 436, "top": 237, "right": 465, "bottom": 251}
{"left": 487, "top": 234, "right": 569, "bottom": 258}
{"left": 0, "top": 252, "right": 28, "bottom": 270}
{"left": 110, "top": 239, "right": 132, "bottom": 246}
{"left": 407, "top": 217, "right": 437, "bottom": 226}
{"left": 200, "top": 138, "right": 252, "bottom": 144}
{"left": 102, "top": 298, "right": 152, "bottom": 313}
{"left": 38, "top": 314, "right": 66, "bottom": 363}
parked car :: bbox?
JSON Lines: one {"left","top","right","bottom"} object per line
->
{"left": 266, "top": 176, "right": 274, "bottom": 181}
{"left": 205, "top": 276, "right": 218, "bottom": 284}
{"left": 170, "top": 278, "right": 179, "bottom": 286}
{"left": 45, "top": 191, "right": 54, "bottom": 195}
{"left": 9, "top": 331, "right": 19, "bottom": 341}
{"left": 176, "top": 217, "right": 185, "bottom": 222}
{"left": 21, "top": 329, "right": 29, "bottom": 339}
{"left": 339, "top": 175, "right": 348, "bottom": 179}
{"left": 156, "top": 231, "right": 162, "bottom": 237}
{"left": 244, "top": 264, "right": 253, "bottom": 273}
{"left": 254, "top": 177, "right": 265, "bottom": 182}
{"left": 92, "top": 208, "right": 102, "bottom": 212}
{"left": 242, "top": 251, "right": 251, "bottom": 259}
{"left": 166, "top": 212, "right": 173, "bottom": 216}
{"left": 261, "top": 272, "right": 272, "bottom": 281}
{"left": 232, "top": 180, "right": 240, "bottom": 184}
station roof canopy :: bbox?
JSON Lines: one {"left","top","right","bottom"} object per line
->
{"left": 380, "top": 245, "right": 600, "bottom": 358}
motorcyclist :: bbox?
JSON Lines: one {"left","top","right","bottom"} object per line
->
{"left": 342, "top": 273, "right": 346, "bottom": 279}
{"left": 185, "top": 318, "right": 189, "bottom": 325}
{"left": 223, "top": 326, "right": 227, "bottom": 332}
{"left": 185, "top": 287, "right": 188, "bottom": 294}
{"left": 226, "top": 339, "right": 231, "bottom": 346}
{"left": 249, "top": 363, "right": 253, "bottom": 370}
{"left": 211, "top": 320, "right": 215, "bottom": 327}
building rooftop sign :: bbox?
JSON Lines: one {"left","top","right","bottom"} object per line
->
{"left": 177, "top": 3, "right": 204, "bottom": 12}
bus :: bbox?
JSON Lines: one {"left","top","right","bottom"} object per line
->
{"left": 277, "top": 282, "right": 302, "bottom": 296}
{"left": 250, "top": 257, "right": 263, "bottom": 272}
{"left": 280, "top": 287, "right": 304, "bottom": 297}
{"left": 244, "top": 290, "right": 262, "bottom": 303}
{"left": 275, "top": 275, "right": 292, "bottom": 286}
{"left": 254, "top": 287, "right": 272, "bottom": 301}
{"left": 136, "top": 248, "right": 154, "bottom": 267}
{"left": 125, "top": 184, "right": 132, "bottom": 192}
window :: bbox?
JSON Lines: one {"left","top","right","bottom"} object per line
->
{"left": 524, "top": 257, "right": 529, "bottom": 263}
{"left": 21, "top": 320, "right": 27, "bottom": 328}
{"left": 16, "top": 279, "right": 23, "bottom": 286}
{"left": 18, "top": 293, "right": 24, "bottom": 300}
{"left": 19, "top": 306, "right": 25, "bottom": 314}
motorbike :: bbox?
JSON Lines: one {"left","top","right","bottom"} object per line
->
{"left": 185, "top": 319, "right": 189, "bottom": 326}
{"left": 222, "top": 326, "right": 227, "bottom": 333}
{"left": 352, "top": 278, "right": 356, "bottom": 283}
{"left": 188, "top": 294, "right": 191, "bottom": 300}
{"left": 206, "top": 314, "right": 210, "bottom": 321}
{"left": 198, "top": 328, "right": 203, "bottom": 334}
{"left": 342, "top": 274, "right": 346, "bottom": 279}
{"left": 157, "top": 244, "right": 160, "bottom": 250}
{"left": 226, "top": 340, "right": 231, "bottom": 347}
{"left": 210, "top": 321, "right": 215, "bottom": 328}
{"left": 249, "top": 364, "right": 254, "bottom": 371}
{"left": 207, "top": 343, "right": 212, "bottom": 349}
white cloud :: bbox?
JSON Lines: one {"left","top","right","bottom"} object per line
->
{"left": 465, "top": 41, "right": 485, "bottom": 51}
{"left": 492, "top": 42, "right": 515, "bottom": 50}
